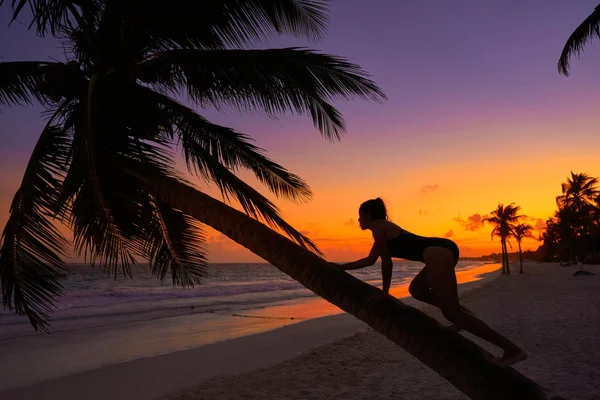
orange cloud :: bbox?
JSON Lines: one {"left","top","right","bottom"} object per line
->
{"left": 344, "top": 218, "right": 355, "bottom": 226}
{"left": 534, "top": 218, "right": 546, "bottom": 231}
{"left": 420, "top": 184, "right": 439, "bottom": 194}
{"left": 454, "top": 213, "right": 489, "bottom": 232}
{"left": 418, "top": 209, "right": 428, "bottom": 216}
{"left": 522, "top": 216, "right": 547, "bottom": 232}
{"left": 444, "top": 229, "right": 454, "bottom": 238}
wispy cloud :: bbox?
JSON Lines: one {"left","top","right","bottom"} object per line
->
{"left": 444, "top": 229, "right": 454, "bottom": 238}
{"left": 418, "top": 209, "right": 428, "bottom": 216}
{"left": 533, "top": 218, "right": 546, "bottom": 231}
{"left": 454, "top": 213, "right": 489, "bottom": 231}
{"left": 344, "top": 218, "right": 355, "bottom": 226}
{"left": 420, "top": 184, "right": 439, "bottom": 194}
{"left": 523, "top": 216, "right": 547, "bottom": 231}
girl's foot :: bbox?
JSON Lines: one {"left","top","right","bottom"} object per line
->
{"left": 495, "top": 349, "right": 528, "bottom": 367}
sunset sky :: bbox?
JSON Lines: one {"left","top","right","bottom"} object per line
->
{"left": 3, "top": 1, "right": 600, "bottom": 263}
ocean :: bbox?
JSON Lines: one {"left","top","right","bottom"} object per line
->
{"left": 0, "top": 260, "right": 486, "bottom": 337}
{"left": 0, "top": 260, "right": 495, "bottom": 389}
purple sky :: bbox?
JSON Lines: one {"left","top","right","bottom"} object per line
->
{"left": 2, "top": 1, "right": 600, "bottom": 261}
{"left": 3, "top": 0, "right": 600, "bottom": 161}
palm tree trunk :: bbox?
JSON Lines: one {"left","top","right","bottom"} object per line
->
{"left": 518, "top": 241, "right": 524, "bottom": 274}
{"left": 149, "top": 176, "right": 562, "bottom": 400}
{"left": 504, "top": 240, "right": 511, "bottom": 275}
{"left": 501, "top": 240, "right": 507, "bottom": 274}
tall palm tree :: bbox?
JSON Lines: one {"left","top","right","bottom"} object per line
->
{"left": 484, "top": 204, "right": 522, "bottom": 275}
{"left": 0, "top": 0, "right": 387, "bottom": 329}
{"left": 513, "top": 223, "right": 534, "bottom": 274}
{"left": 558, "top": 4, "right": 600, "bottom": 76}
{"left": 0, "top": 2, "right": 563, "bottom": 398}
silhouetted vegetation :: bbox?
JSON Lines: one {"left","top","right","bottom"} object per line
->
{"left": 484, "top": 204, "right": 523, "bottom": 275}
{"left": 482, "top": 172, "right": 600, "bottom": 268}
{"left": 539, "top": 172, "right": 600, "bottom": 264}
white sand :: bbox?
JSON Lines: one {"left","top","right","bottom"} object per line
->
{"left": 0, "top": 265, "right": 498, "bottom": 400}
{"left": 161, "top": 263, "right": 600, "bottom": 400}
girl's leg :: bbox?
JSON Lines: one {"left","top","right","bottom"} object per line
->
{"left": 409, "top": 266, "right": 473, "bottom": 331}
{"left": 423, "top": 246, "right": 527, "bottom": 367}
{"left": 408, "top": 268, "right": 439, "bottom": 306}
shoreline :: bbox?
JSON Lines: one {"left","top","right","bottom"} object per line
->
{"left": 163, "top": 262, "right": 599, "bottom": 400}
{"left": 0, "top": 263, "right": 500, "bottom": 399}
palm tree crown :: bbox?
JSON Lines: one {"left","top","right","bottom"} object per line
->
{"left": 555, "top": 171, "right": 600, "bottom": 214}
{"left": 513, "top": 223, "right": 534, "bottom": 243}
{"left": 0, "top": 0, "right": 386, "bottom": 331}
{"left": 558, "top": 4, "right": 600, "bottom": 75}
{"left": 484, "top": 203, "right": 521, "bottom": 242}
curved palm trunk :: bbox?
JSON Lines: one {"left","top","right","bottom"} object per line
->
{"left": 151, "top": 177, "right": 562, "bottom": 400}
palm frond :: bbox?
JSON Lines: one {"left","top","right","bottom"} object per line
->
{"left": 211, "top": 0, "right": 330, "bottom": 46}
{"left": 57, "top": 87, "right": 176, "bottom": 278}
{"left": 177, "top": 141, "right": 322, "bottom": 256}
{"left": 558, "top": 5, "right": 600, "bottom": 76}
{"left": 143, "top": 198, "right": 208, "bottom": 287}
{"left": 2, "top": 0, "right": 101, "bottom": 36}
{"left": 0, "top": 117, "right": 71, "bottom": 332}
{"left": 0, "top": 61, "right": 61, "bottom": 108}
{"left": 139, "top": 47, "right": 386, "bottom": 140}
{"left": 140, "top": 87, "right": 312, "bottom": 203}
{"left": 112, "top": 0, "right": 329, "bottom": 51}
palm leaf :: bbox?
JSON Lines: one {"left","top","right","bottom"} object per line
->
{"left": 57, "top": 83, "right": 176, "bottom": 278}
{"left": 209, "top": 0, "right": 330, "bottom": 46}
{"left": 173, "top": 140, "right": 322, "bottom": 256}
{"left": 108, "top": 0, "right": 329, "bottom": 51}
{"left": 1, "top": 0, "right": 101, "bottom": 36}
{"left": 139, "top": 87, "right": 312, "bottom": 203}
{"left": 143, "top": 198, "right": 208, "bottom": 287}
{"left": 0, "top": 61, "right": 61, "bottom": 107}
{"left": 558, "top": 5, "right": 600, "bottom": 76}
{"left": 139, "top": 47, "right": 386, "bottom": 140}
{"left": 0, "top": 116, "right": 71, "bottom": 332}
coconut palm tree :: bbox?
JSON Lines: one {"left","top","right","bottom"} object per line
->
{"left": 0, "top": 0, "right": 385, "bottom": 331}
{"left": 513, "top": 223, "right": 534, "bottom": 274}
{"left": 555, "top": 172, "right": 599, "bottom": 261}
{"left": 558, "top": 4, "right": 600, "bottom": 76}
{"left": 484, "top": 204, "right": 522, "bottom": 275}
{"left": 556, "top": 172, "right": 600, "bottom": 213}
{"left": 0, "top": 2, "right": 563, "bottom": 398}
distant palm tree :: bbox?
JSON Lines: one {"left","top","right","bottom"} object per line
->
{"left": 484, "top": 204, "right": 521, "bottom": 275}
{"left": 555, "top": 172, "right": 599, "bottom": 261}
{"left": 556, "top": 172, "right": 600, "bottom": 213}
{"left": 558, "top": 4, "right": 600, "bottom": 76}
{"left": 513, "top": 223, "right": 534, "bottom": 274}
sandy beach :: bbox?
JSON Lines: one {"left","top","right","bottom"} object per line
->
{"left": 161, "top": 262, "right": 599, "bottom": 400}
{"left": 1, "top": 262, "right": 598, "bottom": 400}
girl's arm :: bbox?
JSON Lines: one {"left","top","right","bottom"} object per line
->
{"left": 340, "top": 227, "right": 388, "bottom": 270}
{"left": 381, "top": 255, "right": 393, "bottom": 294}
